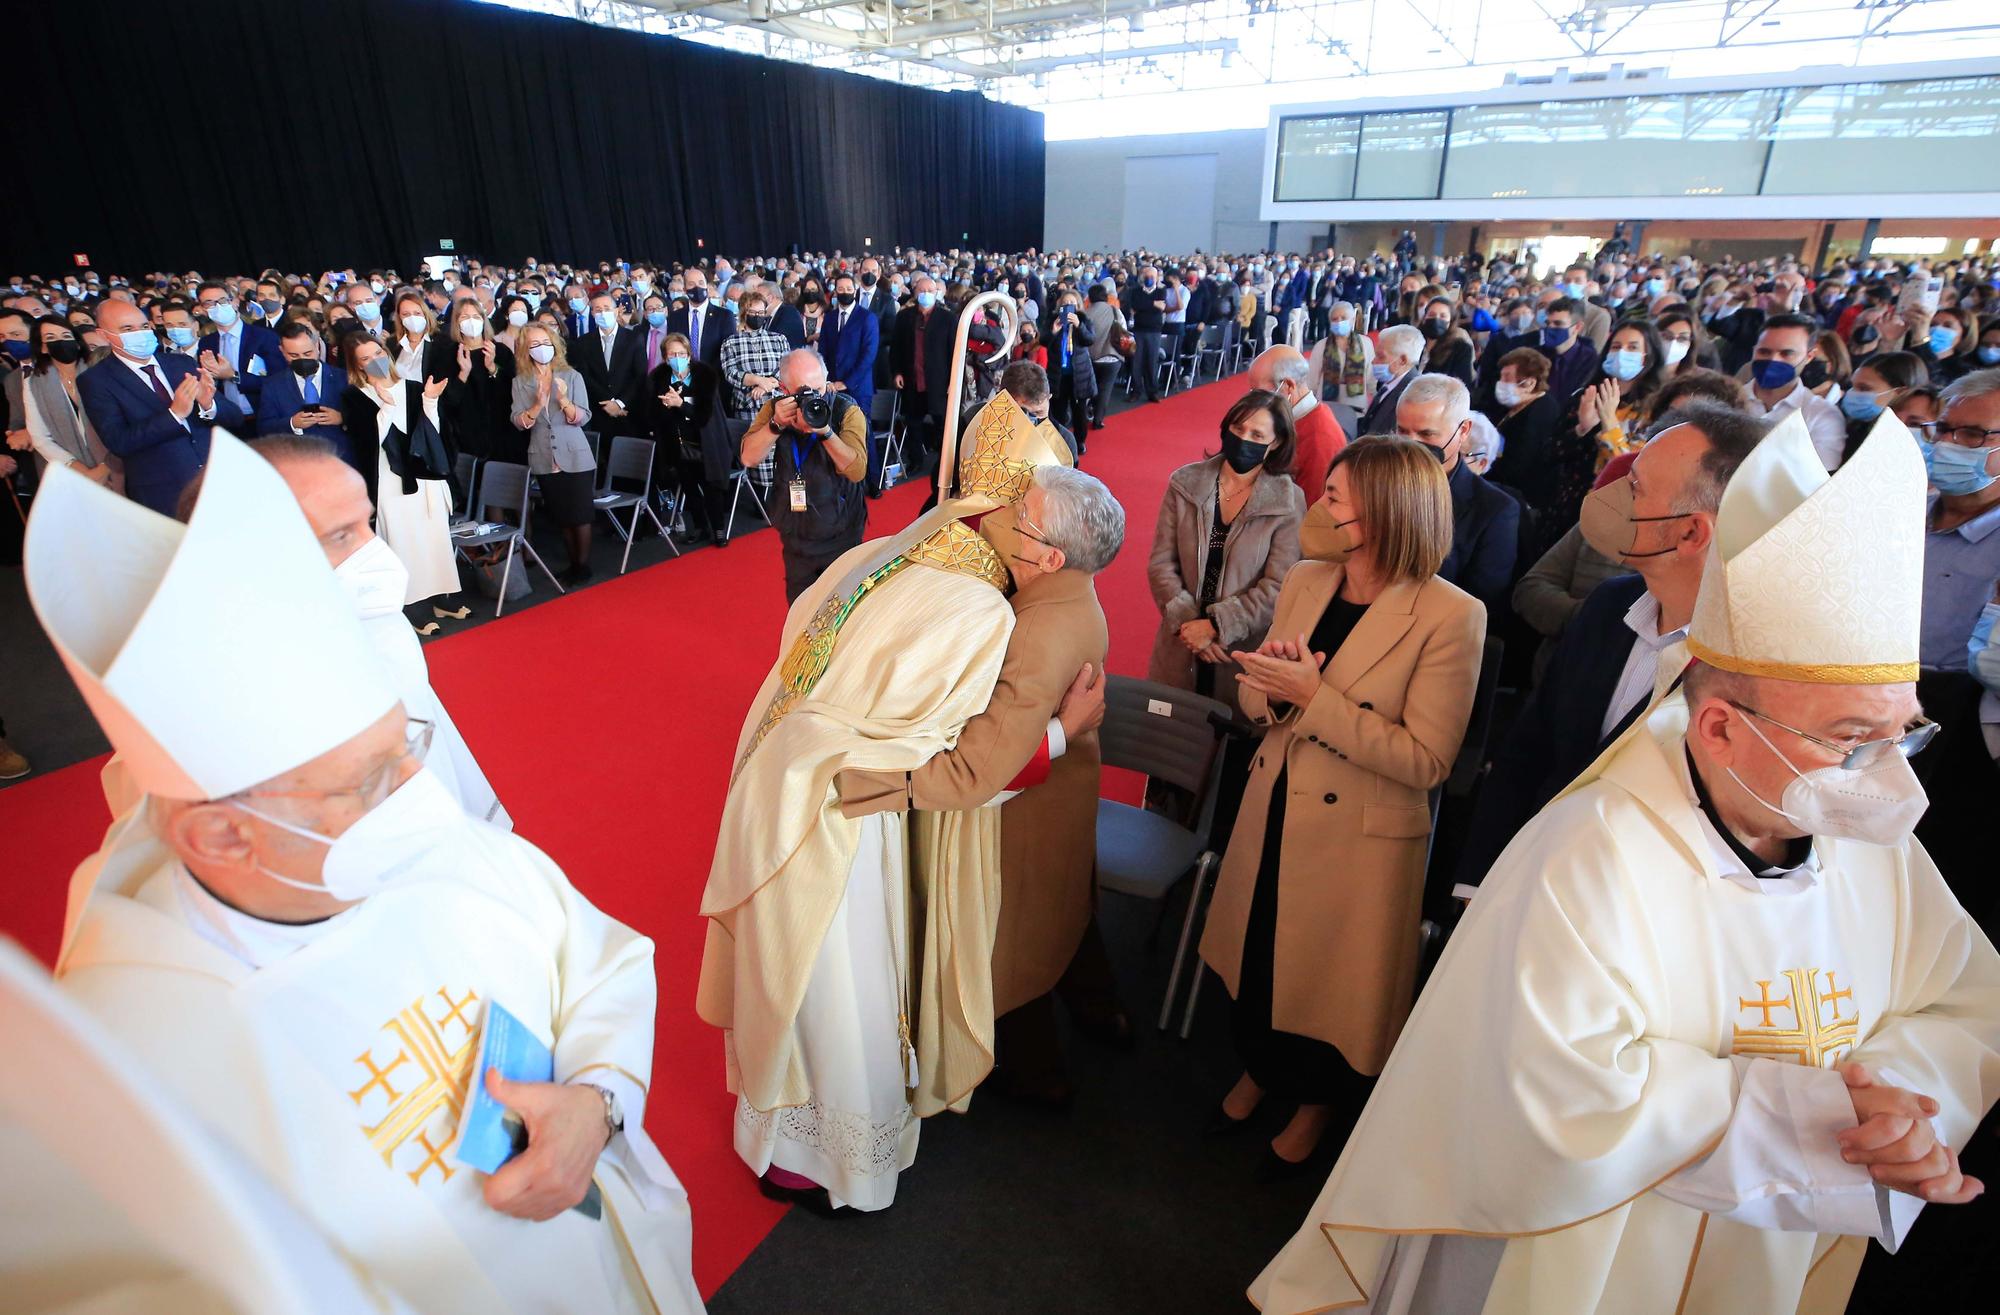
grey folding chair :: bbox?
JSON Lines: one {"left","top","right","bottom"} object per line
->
{"left": 1189, "top": 323, "right": 1227, "bottom": 386}
{"left": 871, "top": 390, "right": 904, "bottom": 493}
{"left": 595, "top": 436, "right": 677, "bottom": 574}
{"left": 582, "top": 430, "right": 605, "bottom": 490}
{"left": 449, "top": 460, "right": 564, "bottom": 617}
{"left": 1091, "top": 675, "right": 1234, "bottom": 1039}
{"left": 723, "top": 416, "right": 773, "bottom": 541}
{"left": 451, "top": 453, "right": 478, "bottom": 523}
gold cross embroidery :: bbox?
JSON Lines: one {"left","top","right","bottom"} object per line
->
{"left": 407, "top": 1128, "right": 457, "bottom": 1187}
{"left": 436, "top": 987, "right": 478, "bottom": 1032}
{"left": 350, "top": 1049, "right": 412, "bottom": 1105}
{"left": 1732, "top": 968, "right": 1860, "bottom": 1068}
{"left": 351, "top": 991, "right": 481, "bottom": 1171}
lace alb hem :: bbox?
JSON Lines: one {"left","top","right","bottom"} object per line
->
{"left": 736, "top": 1095, "right": 910, "bottom": 1179}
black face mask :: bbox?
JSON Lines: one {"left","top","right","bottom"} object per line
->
{"left": 46, "top": 339, "right": 83, "bottom": 365}
{"left": 290, "top": 356, "right": 319, "bottom": 377}
{"left": 860, "top": 272, "right": 878, "bottom": 288}
{"left": 744, "top": 314, "right": 771, "bottom": 331}
{"left": 835, "top": 292, "right": 856, "bottom": 308}
{"left": 1220, "top": 424, "right": 1269, "bottom": 475}
{"left": 1852, "top": 323, "right": 1880, "bottom": 348}
{"left": 687, "top": 287, "right": 708, "bottom": 305}
{"left": 1800, "top": 359, "right": 1829, "bottom": 389}
{"left": 801, "top": 290, "right": 823, "bottom": 305}
{"left": 1420, "top": 319, "right": 1449, "bottom": 340}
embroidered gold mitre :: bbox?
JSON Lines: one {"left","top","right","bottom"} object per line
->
{"left": 948, "top": 390, "right": 1075, "bottom": 510}
{"left": 1686, "top": 409, "right": 1925, "bottom": 684}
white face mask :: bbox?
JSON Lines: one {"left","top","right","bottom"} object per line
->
{"left": 458, "top": 317, "right": 484, "bottom": 338}
{"left": 233, "top": 766, "right": 462, "bottom": 902}
{"left": 529, "top": 342, "right": 556, "bottom": 365}
{"left": 333, "top": 534, "right": 411, "bottom": 620}
{"left": 507, "top": 309, "right": 530, "bottom": 328}
{"left": 1725, "top": 714, "right": 1929, "bottom": 848}
{"left": 1494, "top": 380, "right": 1523, "bottom": 407}
{"left": 1663, "top": 339, "right": 1691, "bottom": 366}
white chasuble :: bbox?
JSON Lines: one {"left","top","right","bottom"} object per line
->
{"left": 1252, "top": 696, "right": 2000, "bottom": 1315}
{"left": 700, "top": 507, "right": 1016, "bottom": 1211}
{"left": 55, "top": 810, "right": 703, "bottom": 1315}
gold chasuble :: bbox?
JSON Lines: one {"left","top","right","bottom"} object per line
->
{"left": 699, "top": 390, "right": 1074, "bottom": 1127}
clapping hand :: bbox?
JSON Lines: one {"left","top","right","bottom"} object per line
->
{"left": 168, "top": 371, "right": 201, "bottom": 419}
{"left": 457, "top": 344, "right": 473, "bottom": 382}
{"left": 1838, "top": 1063, "right": 1983, "bottom": 1204}
{"left": 199, "top": 348, "right": 235, "bottom": 381}
{"left": 424, "top": 373, "right": 449, "bottom": 401}
{"left": 194, "top": 368, "right": 217, "bottom": 410}
{"left": 1231, "top": 632, "right": 1328, "bottom": 708}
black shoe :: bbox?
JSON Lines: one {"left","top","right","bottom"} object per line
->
{"left": 1254, "top": 1147, "right": 1318, "bottom": 1184}
{"left": 1071, "top": 1011, "right": 1135, "bottom": 1052}
{"left": 1091, "top": 420, "right": 1107, "bottom": 431}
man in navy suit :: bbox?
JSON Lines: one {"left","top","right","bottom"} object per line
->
{"left": 1453, "top": 400, "right": 1767, "bottom": 888}
{"left": 256, "top": 321, "right": 352, "bottom": 467}
{"left": 80, "top": 298, "right": 244, "bottom": 515}
{"left": 1395, "top": 373, "right": 1521, "bottom": 612}
{"left": 669, "top": 269, "right": 735, "bottom": 371}
{"left": 576, "top": 292, "right": 645, "bottom": 437}
{"left": 822, "top": 271, "right": 880, "bottom": 487}
{"left": 194, "top": 281, "right": 279, "bottom": 432}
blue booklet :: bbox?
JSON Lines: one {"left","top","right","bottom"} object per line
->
{"left": 454, "top": 999, "right": 605, "bottom": 1219}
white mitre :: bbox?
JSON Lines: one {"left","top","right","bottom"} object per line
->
{"left": 25, "top": 433, "right": 398, "bottom": 801}
{"left": 1686, "top": 407, "right": 1927, "bottom": 684}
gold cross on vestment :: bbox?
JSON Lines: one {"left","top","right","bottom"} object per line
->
{"left": 407, "top": 1128, "right": 457, "bottom": 1187}
{"left": 1732, "top": 967, "right": 1860, "bottom": 1068}
{"left": 436, "top": 986, "right": 478, "bottom": 1032}
{"left": 350, "top": 1049, "right": 412, "bottom": 1105}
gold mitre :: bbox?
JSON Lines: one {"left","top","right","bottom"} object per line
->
{"left": 1686, "top": 408, "right": 1925, "bottom": 684}
{"left": 943, "top": 389, "right": 1074, "bottom": 512}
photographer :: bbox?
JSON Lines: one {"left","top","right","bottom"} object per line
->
{"left": 741, "top": 348, "right": 870, "bottom": 601}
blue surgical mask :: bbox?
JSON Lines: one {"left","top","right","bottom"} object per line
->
{"left": 207, "top": 302, "right": 239, "bottom": 328}
{"left": 916, "top": 292, "right": 938, "bottom": 310}
{"left": 1563, "top": 281, "right": 1586, "bottom": 298}
{"left": 1918, "top": 437, "right": 1998, "bottom": 496}
{"left": 117, "top": 329, "right": 160, "bottom": 358}
{"left": 1928, "top": 326, "right": 1959, "bottom": 357}
{"left": 1604, "top": 349, "right": 1645, "bottom": 381}
{"left": 166, "top": 325, "right": 197, "bottom": 348}
{"left": 1541, "top": 325, "right": 1571, "bottom": 348}
{"left": 1644, "top": 278, "right": 1665, "bottom": 298}
{"left": 1330, "top": 319, "right": 1352, "bottom": 337}
{"left": 668, "top": 355, "right": 690, "bottom": 377}
{"left": 1978, "top": 345, "right": 2000, "bottom": 365}
{"left": 634, "top": 280, "right": 652, "bottom": 298}
{"left": 1839, "top": 389, "right": 1884, "bottom": 422}
{"left": 1751, "top": 359, "right": 1798, "bottom": 391}
{"left": 646, "top": 310, "right": 667, "bottom": 328}
{"left": 569, "top": 296, "right": 588, "bottom": 314}
{"left": 1371, "top": 363, "right": 1393, "bottom": 383}
{"left": 355, "top": 301, "right": 381, "bottom": 323}
{"left": 523, "top": 292, "right": 543, "bottom": 311}
{"left": 1508, "top": 313, "right": 1535, "bottom": 335}
{"left": 594, "top": 310, "right": 619, "bottom": 331}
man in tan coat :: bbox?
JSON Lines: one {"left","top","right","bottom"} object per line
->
{"left": 840, "top": 463, "right": 1128, "bottom": 1103}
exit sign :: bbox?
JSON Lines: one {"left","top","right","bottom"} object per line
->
{"left": 439, "top": 238, "right": 455, "bottom": 251}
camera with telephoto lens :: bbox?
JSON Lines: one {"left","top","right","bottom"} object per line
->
{"left": 783, "top": 388, "right": 833, "bottom": 431}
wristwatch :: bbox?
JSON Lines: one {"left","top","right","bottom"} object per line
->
{"left": 580, "top": 1083, "right": 624, "bottom": 1140}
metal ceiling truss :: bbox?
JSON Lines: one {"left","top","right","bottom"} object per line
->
{"left": 542, "top": 0, "right": 1991, "bottom": 98}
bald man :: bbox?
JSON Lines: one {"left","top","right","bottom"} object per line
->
{"left": 77, "top": 297, "right": 242, "bottom": 515}
{"left": 1249, "top": 345, "right": 1347, "bottom": 499}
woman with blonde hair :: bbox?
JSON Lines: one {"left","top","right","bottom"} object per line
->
{"left": 510, "top": 321, "right": 599, "bottom": 582}
{"left": 390, "top": 288, "right": 450, "bottom": 387}
{"left": 1201, "top": 436, "right": 1485, "bottom": 1179}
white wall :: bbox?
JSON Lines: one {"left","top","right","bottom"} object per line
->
{"left": 1045, "top": 130, "right": 1318, "bottom": 255}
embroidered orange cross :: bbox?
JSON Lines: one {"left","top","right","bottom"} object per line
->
{"left": 1737, "top": 980, "right": 1794, "bottom": 1029}
{"left": 407, "top": 1129, "right": 457, "bottom": 1186}
{"left": 350, "top": 1049, "right": 412, "bottom": 1105}
{"left": 1733, "top": 968, "right": 1860, "bottom": 1068}
{"left": 436, "top": 987, "right": 478, "bottom": 1031}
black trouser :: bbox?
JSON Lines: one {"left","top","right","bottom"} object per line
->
{"left": 781, "top": 531, "right": 860, "bottom": 603}
{"left": 991, "top": 916, "right": 1123, "bottom": 1091}
{"left": 1090, "top": 359, "right": 1121, "bottom": 424}
{"left": 1053, "top": 379, "right": 1091, "bottom": 450}
{"left": 1133, "top": 331, "right": 1166, "bottom": 400}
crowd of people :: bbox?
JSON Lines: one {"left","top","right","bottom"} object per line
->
{"left": 5, "top": 235, "right": 2000, "bottom": 1315}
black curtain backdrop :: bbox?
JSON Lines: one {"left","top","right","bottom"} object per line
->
{"left": 4, "top": 0, "right": 1045, "bottom": 275}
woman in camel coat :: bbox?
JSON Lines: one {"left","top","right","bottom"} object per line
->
{"left": 1200, "top": 436, "right": 1485, "bottom": 1178}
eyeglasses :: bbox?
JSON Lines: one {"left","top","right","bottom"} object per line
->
{"left": 1931, "top": 424, "right": 2000, "bottom": 450}
{"left": 1730, "top": 703, "right": 1937, "bottom": 771}
{"left": 232, "top": 719, "right": 435, "bottom": 808}
{"left": 1015, "top": 503, "right": 1054, "bottom": 547}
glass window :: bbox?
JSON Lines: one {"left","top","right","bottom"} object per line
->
{"left": 1355, "top": 110, "right": 1448, "bottom": 200}
{"left": 1763, "top": 76, "right": 2000, "bottom": 196}
{"left": 1274, "top": 114, "right": 1359, "bottom": 202}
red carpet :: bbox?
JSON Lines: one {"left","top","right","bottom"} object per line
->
{"left": 0, "top": 379, "right": 1236, "bottom": 1296}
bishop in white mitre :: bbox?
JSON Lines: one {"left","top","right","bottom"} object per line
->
{"left": 1252, "top": 411, "right": 2000, "bottom": 1315}
{"left": 26, "top": 434, "right": 703, "bottom": 1315}
{"left": 698, "top": 345, "right": 1074, "bottom": 1213}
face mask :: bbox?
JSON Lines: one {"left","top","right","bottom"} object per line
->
{"left": 290, "top": 356, "right": 319, "bottom": 378}
{"left": 668, "top": 355, "right": 690, "bottom": 377}
{"left": 1494, "top": 380, "right": 1524, "bottom": 407}
{"left": 1726, "top": 713, "right": 1929, "bottom": 848}
{"left": 1220, "top": 424, "right": 1269, "bottom": 475}
{"left": 1852, "top": 323, "right": 1880, "bottom": 348}
{"left": 688, "top": 287, "right": 709, "bottom": 305}
{"left": 1928, "top": 327, "right": 1959, "bottom": 356}
{"left": 2, "top": 339, "right": 31, "bottom": 362}
{"left": 355, "top": 301, "right": 381, "bottom": 323}
{"left": 1541, "top": 325, "right": 1571, "bottom": 348}
{"left": 368, "top": 280, "right": 386, "bottom": 295}
{"left": 1420, "top": 319, "right": 1448, "bottom": 340}
{"left": 1917, "top": 437, "right": 1998, "bottom": 495}
{"left": 1663, "top": 339, "right": 1691, "bottom": 367}
{"left": 332, "top": 534, "right": 411, "bottom": 620}
{"left": 725, "top": 298, "right": 741, "bottom": 315}
{"left": 1645, "top": 278, "right": 1666, "bottom": 298}
{"left": 1327, "top": 318, "right": 1352, "bottom": 338}
{"left": 1298, "top": 500, "right": 1361, "bottom": 564}
{"left": 860, "top": 272, "right": 878, "bottom": 287}
{"left": 1563, "top": 281, "right": 1587, "bottom": 298}
{"left": 234, "top": 766, "right": 464, "bottom": 902}
{"left": 1839, "top": 389, "right": 1883, "bottom": 422}
{"left": 207, "top": 302, "right": 239, "bottom": 327}
{"left": 1508, "top": 313, "right": 1535, "bottom": 335}
{"left": 398, "top": 313, "right": 426, "bottom": 335}
{"left": 1977, "top": 345, "right": 2000, "bottom": 365}
{"left": 1142, "top": 278, "right": 1157, "bottom": 290}
{"left": 1970, "top": 602, "right": 2000, "bottom": 697}
{"left": 1371, "top": 363, "right": 1393, "bottom": 384}
{"left": 915, "top": 292, "right": 937, "bottom": 310}
{"left": 46, "top": 339, "right": 82, "bottom": 366}
{"left": 1751, "top": 358, "right": 1797, "bottom": 390}
{"left": 645, "top": 310, "right": 668, "bottom": 328}
{"left": 633, "top": 281, "right": 651, "bottom": 299}
{"left": 835, "top": 292, "right": 856, "bottom": 308}
{"left": 744, "top": 314, "right": 771, "bottom": 331}
{"left": 523, "top": 293, "right": 544, "bottom": 312}
{"left": 166, "top": 326, "right": 197, "bottom": 348}
{"left": 1578, "top": 476, "right": 1688, "bottom": 561}
{"left": 568, "top": 296, "right": 588, "bottom": 314}
{"left": 1800, "top": 359, "right": 1830, "bottom": 389}
{"left": 363, "top": 355, "right": 393, "bottom": 380}
{"left": 1604, "top": 349, "right": 1645, "bottom": 381}
{"left": 594, "top": 310, "right": 619, "bottom": 332}
{"left": 261, "top": 298, "right": 283, "bottom": 315}
{"left": 505, "top": 309, "right": 531, "bottom": 329}
{"left": 528, "top": 342, "right": 556, "bottom": 365}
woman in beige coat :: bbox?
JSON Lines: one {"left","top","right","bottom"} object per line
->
{"left": 1200, "top": 436, "right": 1485, "bottom": 1179}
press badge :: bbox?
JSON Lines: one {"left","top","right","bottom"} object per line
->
{"left": 789, "top": 479, "right": 808, "bottom": 512}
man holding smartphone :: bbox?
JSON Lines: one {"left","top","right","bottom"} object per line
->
{"left": 257, "top": 321, "right": 352, "bottom": 467}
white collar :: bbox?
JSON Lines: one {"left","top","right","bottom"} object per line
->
{"left": 1669, "top": 741, "right": 1822, "bottom": 896}
{"left": 169, "top": 862, "right": 353, "bottom": 970}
